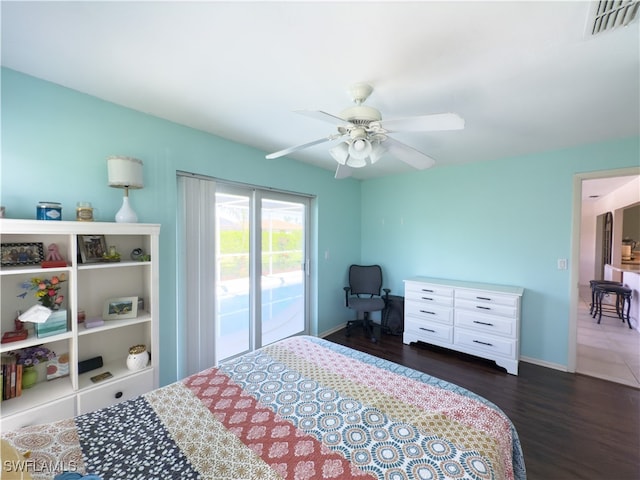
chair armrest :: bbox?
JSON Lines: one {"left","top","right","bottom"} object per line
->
{"left": 344, "top": 286, "right": 351, "bottom": 306}
{"left": 383, "top": 288, "right": 391, "bottom": 300}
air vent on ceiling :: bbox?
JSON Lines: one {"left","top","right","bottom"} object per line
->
{"left": 590, "top": 0, "right": 639, "bottom": 35}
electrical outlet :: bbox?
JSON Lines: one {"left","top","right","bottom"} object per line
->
{"left": 557, "top": 258, "right": 568, "bottom": 270}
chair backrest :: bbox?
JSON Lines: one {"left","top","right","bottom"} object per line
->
{"left": 349, "top": 264, "right": 382, "bottom": 297}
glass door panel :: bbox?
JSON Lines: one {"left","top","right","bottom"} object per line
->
{"left": 261, "top": 195, "right": 307, "bottom": 345}
{"left": 215, "top": 191, "right": 250, "bottom": 361}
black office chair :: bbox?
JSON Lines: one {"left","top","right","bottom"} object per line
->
{"left": 344, "top": 264, "right": 390, "bottom": 342}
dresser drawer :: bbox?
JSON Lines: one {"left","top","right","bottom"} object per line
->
{"left": 1, "top": 395, "right": 75, "bottom": 432}
{"left": 408, "top": 291, "right": 454, "bottom": 307}
{"left": 77, "top": 369, "right": 154, "bottom": 414}
{"left": 455, "top": 310, "right": 517, "bottom": 338}
{"left": 455, "top": 288, "right": 519, "bottom": 307}
{"left": 454, "top": 329, "right": 517, "bottom": 358}
{"left": 405, "top": 318, "right": 454, "bottom": 344}
{"left": 406, "top": 300, "right": 453, "bottom": 324}
{"left": 455, "top": 298, "right": 517, "bottom": 318}
{"left": 405, "top": 282, "right": 454, "bottom": 300}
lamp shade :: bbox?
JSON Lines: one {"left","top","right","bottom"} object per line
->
{"left": 369, "top": 142, "right": 387, "bottom": 164}
{"left": 345, "top": 156, "right": 367, "bottom": 168}
{"left": 107, "top": 156, "right": 144, "bottom": 189}
{"left": 329, "top": 143, "right": 350, "bottom": 165}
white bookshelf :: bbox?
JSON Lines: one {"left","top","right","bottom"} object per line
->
{"left": 0, "top": 219, "right": 160, "bottom": 431}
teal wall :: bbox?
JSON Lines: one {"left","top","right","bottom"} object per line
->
{"left": 3, "top": 68, "right": 638, "bottom": 378}
{"left": 0, "top": 68, "right": 362, "bottom": 385}
{"left": 361, "top": 138, "right": 639, "bottom": 366}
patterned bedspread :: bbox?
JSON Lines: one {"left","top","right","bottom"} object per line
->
{"left": 2, "top": 336, "right": 526, "bottom": 480}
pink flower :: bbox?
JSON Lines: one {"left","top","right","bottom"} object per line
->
{"left": 38, "top": 282, "right": 47, "bottom": 290}
{"left": 55, "top": 296, "right": 64, "bottom": 305}
{"left": 50, "top": 276, "right": 60, "bottom": 285}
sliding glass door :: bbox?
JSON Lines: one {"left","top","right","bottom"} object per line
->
{"left": 215, "top": 188, "right": 251, "bottom": 360}
{"left": 215, "top": 185, "right": 309, "bottom": 362}
{"left": 260, "top": 194, "right": 307, "bottom": 346}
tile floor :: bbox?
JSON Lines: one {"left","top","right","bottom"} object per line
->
{"left": 576, "top": 286, "right": 640, "bottom": 388}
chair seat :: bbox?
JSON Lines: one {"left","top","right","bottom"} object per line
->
{"left": 592, "top": 283, "right": 633, "bottom": 329}
{"left": 348, "top": 297, "right": 385, "bottom": 312}
{"left": 344, "top": 264, "right": 388, "bottom": 343}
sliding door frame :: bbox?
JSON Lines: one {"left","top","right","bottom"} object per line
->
{"left": 178, "top": 171, "right": 312, "bottom": 373}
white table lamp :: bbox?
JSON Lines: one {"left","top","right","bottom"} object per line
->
{"left": 107, "top": 156, "right": 144, "bottom": 223}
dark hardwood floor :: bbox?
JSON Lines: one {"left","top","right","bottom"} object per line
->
{"left": 323, "top": 328, "right": 640, "bottom": 480}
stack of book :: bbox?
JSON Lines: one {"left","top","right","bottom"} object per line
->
{"left": 1, "top": 355, "right": 23, "bottom": 400}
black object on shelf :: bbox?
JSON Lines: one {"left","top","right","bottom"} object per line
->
{"left": 78, "top": 356, "right": 103, "bottom": 374}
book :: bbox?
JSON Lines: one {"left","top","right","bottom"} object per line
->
{"left": 10, "top": 363, "right": 16, "bottom": 398}
{"left": 1, "top": 330, "right": 28, "bottom": 344}
{"left": 1, "top": 354, "right": 17, "bottom": 400}
{"left": 16, "top": 364, "right": 22, "bottom": 397}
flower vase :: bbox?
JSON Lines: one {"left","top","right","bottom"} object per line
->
{"left": 22, "top": 366, "right": 38, "bottom": 389}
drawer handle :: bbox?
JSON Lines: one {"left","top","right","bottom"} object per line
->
{"left": 473, "top": 320, "right": 494, "bottom": 326}
{"left": 115, "top": 391, "right": 123, "bottom": 399}
{"left": 421, "top": 297, "right": 433, "bottom": 301}
{"left": 421, "top": 289, "right": 434, "bottom": 293}
{"left": 473, "top": 340, "right": 493, "bottom": 347}
{"left": 477, "top": 296, "right": 492, "bottom": 301}
{"left": 476, "top": 306, "right": 491, "bottom": 310}
{"left": 419, "top": 310, "right": 436, "bottom": 315}
{"left": 419, "top": 327, "right": 436, "bottom": 333}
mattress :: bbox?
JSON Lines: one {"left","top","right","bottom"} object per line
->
{"left": 2, "top": 336, "right": 526, "bottom": 479}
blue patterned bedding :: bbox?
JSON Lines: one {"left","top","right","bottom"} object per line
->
{"left": 2, "top": 336, "right": 525, "bottom": 479}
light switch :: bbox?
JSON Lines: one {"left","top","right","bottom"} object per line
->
{"left": 557, "top": 258, "right": 568, "bottom": 270}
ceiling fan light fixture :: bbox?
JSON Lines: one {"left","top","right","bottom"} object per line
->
{"left": 348, "top": 129, "right": 372, "bottom": 160}
{"left": 369, "top": 142, "right": 386, "bottom": 164}
{"left": 346, "top": 156, "right": 367, "bottom": 168}
{"left": 329, "top": 142, "right": 350, "bottom": 165}
{"left": 348, "top": 138, "right": 372, "bottom": 160}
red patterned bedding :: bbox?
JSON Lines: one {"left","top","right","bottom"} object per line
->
{"left": 2, "top": 336, "right": 525, "bottom": 479}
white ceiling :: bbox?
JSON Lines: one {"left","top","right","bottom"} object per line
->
{"left": 582, "top": 175, "right": 638, "bottom": 200}
{"left": 1, "top": 1, "right": 639, "bottom": 179}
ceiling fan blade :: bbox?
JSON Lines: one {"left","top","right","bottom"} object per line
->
{"left": 266, "top": 134, "right": 344, "bottom": 159}
{"left": 334, "top": 164, "right": 354, "bottom": 179}
{"left": 294, "top": 110, "right": 349, "bottom": 126}
{"left": 382, "top": 113, "right": 465, "bottom": 133}
{"left": 385, "top": 137, "right": 436, "bottom": 170}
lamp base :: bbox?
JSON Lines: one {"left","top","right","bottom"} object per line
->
{"left": 115, "top": 196, "right": 138, "bottom": 223}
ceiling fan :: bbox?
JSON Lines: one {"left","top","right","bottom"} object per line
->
{"left": 265, "top": 83, "right": 465, "bottom": 179}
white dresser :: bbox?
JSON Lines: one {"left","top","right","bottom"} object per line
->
{"left": 403, "top": 276, "right": 524, "bottom": 375}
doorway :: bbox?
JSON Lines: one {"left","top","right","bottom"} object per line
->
{"left": 569, "top": 168, "right": 640, "bottom": 387}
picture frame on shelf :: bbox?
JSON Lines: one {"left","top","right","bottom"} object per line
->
{"left": 78, "top": 235, "right": 107, "bottom": 263}
{"left": 0, "top": 242, "right": 45, "bottom": 267}
{"left": 103, "top": 296, "right": 138, "bottom": 320}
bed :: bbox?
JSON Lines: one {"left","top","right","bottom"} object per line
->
{"left": 2, "top": 336, "right": 526, "bottom": 480}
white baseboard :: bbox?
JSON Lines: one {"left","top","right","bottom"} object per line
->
{"left": 520, "top": 356, "right": 568, "bottom": 372}
{"left": 319, "top": 323, "right": 348, "bottom": 338}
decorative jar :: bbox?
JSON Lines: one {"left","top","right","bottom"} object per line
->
{"left": 126, "top": 345, "right": 149, "bottom": 371}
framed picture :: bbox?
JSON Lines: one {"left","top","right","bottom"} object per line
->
{"left": 78, "top": 235, "right": 107, "bottom": 263}
{"left": 103, "top": 296, "right": 138, "bottom": 320}
{"left": 1, "top": 242, "right": 44, "bottom": 267}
